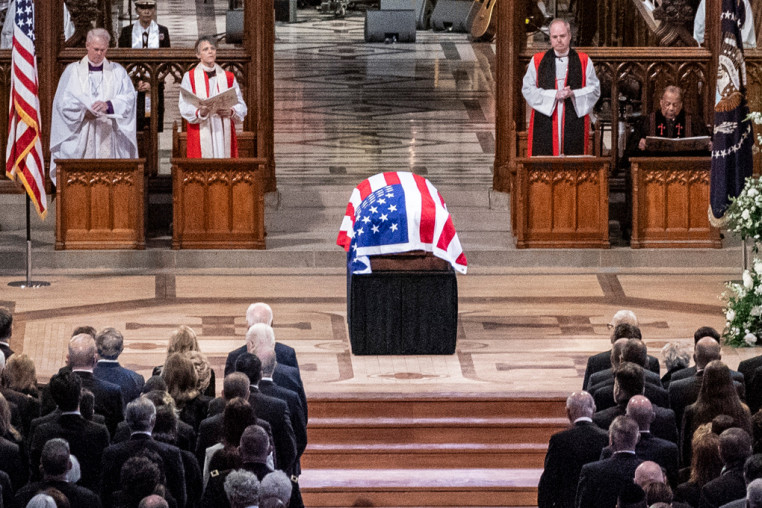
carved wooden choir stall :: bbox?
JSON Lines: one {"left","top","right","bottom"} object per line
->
{"left": 55, "top": 159, "right": 146, "bottom": 250}
{"left": 170, "top": 124, "right": 265, "bottom": 249}
{"left": 630, "top": 157, "right": 721, "bottom": 248}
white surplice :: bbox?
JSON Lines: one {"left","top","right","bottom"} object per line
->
{"left": 521, "top": 52, "right": 600, "bottom": 153}
{"left": 49, "top": 57, "right": 138, "bottom": 184}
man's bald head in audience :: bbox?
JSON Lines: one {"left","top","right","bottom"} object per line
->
{"left": 139, "top": 495, "right": 169, "bottom": 508}
{"left": 634, "top": 461, "right": 665, "bottom": 488}
{"left": 695, "top": 337, "right": 722, "bottom": 370}
{"left": 626, "top": 395, "right": 655, "bottom": 431}
{"left": 67, "top": 334, "right": 97, "bottom": 370}
{"left": 566, "top": 391, "right": 596, "bottom": 421}
{"left": 621, "top": 339, "right": 648, "bottom": 368}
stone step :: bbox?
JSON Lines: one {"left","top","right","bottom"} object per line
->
{"left": 299, "top": 468, "right": 541, "bottom": 507}
{"left": 308, "top": 396, "right": 567, "bottom": 420}
{"left": 303, "top": 443, "right": 547, "bottom": 469}
{"left": 307, "top": 417, "right": 568, "bottom": 445}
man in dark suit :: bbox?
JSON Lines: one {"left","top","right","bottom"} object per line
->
{"left": 16, "top": 438, "right": 101, "bottom": 508}
{"left": 117, "top": 0, "right": 170, "bottom": 132}
{"left": 588, "top": 337, "right": 663, "bottom": 393}
{"left": 41, "top": 334, "right": 124, "bottom": 436}
{"left": 29, "top": 371, "right": 110, "bottom": 492}
{"left": 600, "top": 396, "right": 679, "bottom": 487}
{"left": 669, "top": 337, "right": 745, "bottom": 427}
{"left": 700, "top": 428, "right": 753, "bottom": 508}
{"left": 591, "top": 339, "right": 668, "bottom": 411}
{"left": 258, "top": 347, "right": 307, "bottom": 473}
{"left": 225, "top": 302, "right": 300, "bottom": 376}
{"left": 236, "top": 353, "right": 298, "bottom": 476}
{"left": 583, "top": 313, "right": 659, "bottom": 390}
{"left": 670, "top": 327, "right": 744, "bottom": 385}
{"left": 593, "top": 362, "right": 678, "bottom": 443}
{"left": 537, "top": 391, "right": 609, "bottom": 508}
{"left": 576, "top": 415, "right": 643, "bottom": 508}
{"left": 0, "top": 307, "right": 14, "bottom": 359}
{"left": 195, "top": 372, "right": 275, "bottom": 469}
{"left": 94, "top": 327, "right": 144, "bottom": 406}
{"left": 720, "top": 455, "right": 762, "bottom": 508}
{"left": 100, "top": 397, "right": 186, "bottom": 508}
{"left": 243, "top": 323, "right": 307, "bottom": 424}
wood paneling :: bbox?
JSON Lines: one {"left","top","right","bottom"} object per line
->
{"left": 514, "top": 157, "right": 610, "bottom": 248}
{"left": 630, "top": 157, "right": 721, "bottom": 248}
{"left": 55, "top": 159, "right": 146, "bottom": 249}
{"left": 171, "top": 158, "right": 266, "bottom": 249}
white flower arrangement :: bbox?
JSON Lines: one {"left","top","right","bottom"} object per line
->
{"left": 724, "top": 175, "right": 762, "bottom": 244}
{"left": 723, "top": 262, "right": 762, "bottom": 347}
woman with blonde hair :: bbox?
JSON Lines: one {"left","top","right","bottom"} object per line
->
{"left": 161, "top": 352, "right": 210, "bottom": 431}
{"left": 3, "top": 353, "right": 40, "bottom": 398}
{"left": 153, "top": 325, "right": 215, "bottom": 397}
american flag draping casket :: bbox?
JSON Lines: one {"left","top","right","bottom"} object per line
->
{"left": 337, "top": 172, "right": 467, "bottom": 274}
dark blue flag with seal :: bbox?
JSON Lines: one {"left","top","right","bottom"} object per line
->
{"left": 710, "top": 0, "right": 754, "bottom": 221}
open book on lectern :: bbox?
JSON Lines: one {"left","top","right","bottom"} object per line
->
{"left": 179, "top": 86, "right": 239, "bottom": 111}
{"left": 645, "top": 136, "right": 711, "bottom": 152}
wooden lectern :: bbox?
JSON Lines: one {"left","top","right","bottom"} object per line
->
{"left": 55, "top": 159, "right": 146, "bottom": 250}
{"left": 171, "top": 158, "right": 267, "bottom": 249}
{"left": 513, "top": 157, "right": 610, "bottom": 248}
{"left": 630, "top": 157, "right": 720, "bottom": 248}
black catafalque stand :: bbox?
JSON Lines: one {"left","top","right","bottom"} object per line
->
{"left": 8, "top": 195, "right": 49, "bottom": 288}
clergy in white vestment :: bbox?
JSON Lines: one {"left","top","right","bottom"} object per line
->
{"left": 49, "top": 28, "right": 138, "bottom": 185}
{"left": 178, "top": 35, "right": 248, "bottom": 158}
{"left": 521, "top": 18, "right": 600, "bottom": 156}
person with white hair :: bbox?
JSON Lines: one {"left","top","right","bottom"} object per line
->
{"left": 49, "top": 28, "right": 138, "bottom": 185}
{"left": 537, "top": 391, "right": 609, "bottom": 508}
{"left": 224, "top": 303, "right": 299, "bottom": 376}
{"left": 260, "top": 471, "right": 292, "bottom": 508}
{"left": 24, "top": 494, "right": 57, "bottom": 508}
{"left": 748, "top": 478, "right": 762, "bottom": 508}
{"left": 224, "top": 469, "right": 260, "bottom": 508}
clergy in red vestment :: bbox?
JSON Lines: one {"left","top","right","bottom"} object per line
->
{"left": 521, "top": 19, "right": 600, "bottom": 156}
{"left": 178, "top": 36, "right": 247, "bottom": 158}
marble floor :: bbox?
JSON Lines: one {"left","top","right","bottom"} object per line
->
{"left": 2, "top": 267, "right": 755, "bottom": 397}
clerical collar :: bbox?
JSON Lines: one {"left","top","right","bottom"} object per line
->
{"left": 87, "top": 60, "right": 103, "bottom": 72}
{"left": 554, "top": 51, "right": 569, "bottom": 59}
{"left": 205, "top": 71, "right": 216, "bottom": 79}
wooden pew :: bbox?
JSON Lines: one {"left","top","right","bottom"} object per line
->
{"left": 513, "top": 157, "right": 610, "bottom": 248}
{"left": 55, "top": 159, "right": 146, "bottom": 250}
{"left": 630, "top": 156, "right": 721, "bottom": 248}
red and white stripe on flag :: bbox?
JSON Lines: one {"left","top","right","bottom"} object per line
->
{"left": 5, "top": 0, "right": 46, "bottom": 218}
{"left": 337, "top": 171, "right": 467, "bottom": 274}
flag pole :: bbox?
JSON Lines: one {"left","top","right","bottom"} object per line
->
{"left": 7, "top": 194, "right": 49, "bottom": 288}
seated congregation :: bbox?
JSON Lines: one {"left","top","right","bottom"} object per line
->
{"left": 539, "top": 309, "right": 762, "bottom": 508}
{"left": 0, "top": 303, "right": 304, "bottom": 508}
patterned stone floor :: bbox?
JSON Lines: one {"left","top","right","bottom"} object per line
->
{"left": 2, "top": 267, "right": 755, "bottom": 397}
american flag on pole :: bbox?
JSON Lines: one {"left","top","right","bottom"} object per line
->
{"left": 709, "top": 0, "right": 753, "bottom": 221}
{"left": 5, "top": 0, "right": 46, "bottom": 218}
{"left": 337, "top": 172, "right": 467, "bottom": 274}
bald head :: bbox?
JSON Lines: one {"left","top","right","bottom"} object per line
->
{"left": 246, "top": 303, "right": 273, "bottom": 327}
{"left": 626, "top": 395, "right": 655, "bottom": 431}
{"left": 634, "top": 461, "right": 665, "bottom": 488}
{"left": 566, "top": 391, "right": 596, "bottom": 422}
{"left": 245, "top": 324, "right": 276, "bottom": 356}
{"left": 68, "top": 334, "right": 97, "bottom": 370}
{"left": 695, "top": 336, "right": 722, "bottom": 369}
{"left": 139, "top": 495, "right": 170, "bottom": 508}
